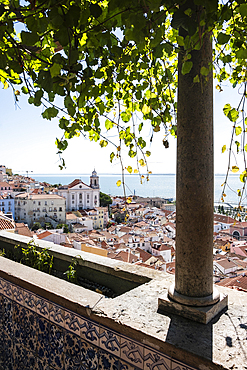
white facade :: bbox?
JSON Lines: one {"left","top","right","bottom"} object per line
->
{"left": 15, "top": 193, "right": 66, "bottom": 227}
{"left": 58, "top": 172, "right": 100, "bottom": 212}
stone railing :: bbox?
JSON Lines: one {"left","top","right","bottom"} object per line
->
{"left": 0, "top": 231, "right": 246, "bottom": 370}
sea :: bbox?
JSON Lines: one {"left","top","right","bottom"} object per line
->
{"left": 32, "top": 173, "right": 247, "bottom": 206}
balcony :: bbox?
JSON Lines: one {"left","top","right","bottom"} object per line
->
{"left": 0, "top": 231, "right": 246, "bottom": 370}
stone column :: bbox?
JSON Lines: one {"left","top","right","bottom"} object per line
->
{"left": 168, "top": 5, "right": 219, "bottom": 306}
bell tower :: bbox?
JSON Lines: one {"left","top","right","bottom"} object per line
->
{"left": 90, "top": 169, "right": 99, "bottom": 189}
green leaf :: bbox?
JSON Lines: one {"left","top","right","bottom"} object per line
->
{"left": 236, "top": 48, "right": 247, "bottom": 59}
{"left": 110, "top": 152, "right": 115, "bottom": 163}
{"left": 223, "top": 104, "right": 239, "bottom": 122}
{"left": 105, "top": 119, "right": 114, "bottom": 130}
{"left": 142, "top": 105, "right": 151, "bottom": 114}
{"left": 239, "top": 4, "right": 247, "bottom": 17}
{"left": 176, "top": 36, "right": 184, "bottom": 46}
{"left": 42, "top": 107, "right": 59, "bottom": 120}
{"left": 21, "top": 86, "right": 29, "bottom": 94}
{"left": 182, "top": 61, "right": 193, "bottom": 75}
{"left": 217, "top": 33, "right": 230, "bottom": 45}
{"left": 100, "top": 140, "right": 108, "bottom": 148}
{"left": 89, "top": 3, "right": 102, "bottom": 18}
{"left": 64, "top": 95, "right": 76, "bottom": 117}
{"left": 235, "top": 126, "right": 242, "bottom": 136}
{"left": 193, "top": 75, "right": 200, "bottom": 83}
{"left": 200, "top": 66, "right": 209, "bottom": 76}
{"left": 21, "top": 31, "right": 39, "bottom": 45}
{"left": 50, "top": 63, "right": 62, "bottom": 78}
{"left": 232, "top": 166, "right": 239, "bottom": 173}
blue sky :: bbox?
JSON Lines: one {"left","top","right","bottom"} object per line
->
{"left": 0, "top": 79, "right": 243, "bottom": 175}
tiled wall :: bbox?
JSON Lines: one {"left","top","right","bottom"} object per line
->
{"left": 0, "top": 276, "right": 198, "bottom": 370}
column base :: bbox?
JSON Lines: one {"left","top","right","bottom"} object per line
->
{"left": 168, "top": 284, "right": 220, "bottom": 306}
{"left": 158, "top": 288, "right": 228, "bottom": 324}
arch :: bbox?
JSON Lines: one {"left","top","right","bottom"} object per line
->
{"left": 233, "top": 230, "right": 240, "bottom": 240}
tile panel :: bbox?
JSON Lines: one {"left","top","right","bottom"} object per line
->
{"left": 0, "top": 277, "right": 198, "bottom": 370}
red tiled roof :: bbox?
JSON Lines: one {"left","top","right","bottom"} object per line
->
{"left": 68, "top": 179, "right": 89, "bottom": 188}
{"left": 0, "top": 218, "right": 15, "bottom": 230}
{"left": 216, "top": 274, "right": 247, "bottom": 291}
{"left": 37, "top": 231, "right": 52, "bottom": 239}
{"left": 112, "top": 250, "right": 139, "bottom": 263}
{"left": 15, "top": 223, "right": 32, "bottom": 237}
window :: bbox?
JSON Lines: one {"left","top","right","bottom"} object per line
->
{"left": 38, "top": 202, "right": 41, "bottom": 206}
{"left": 79, "top": 193, "right": 82, "bottom": 199}
{"left": 72, "top": 194, "right": 74, "bottom": 200}
{"left": 87, "top": 194, "right": 89, "bottom": 199}
{"left": 72, "top": 201, "right": 74, "bottom": 204}
{"left": 45, "top": 201, "right": 47, "bottom": 205}
{"left": 59, "top": 207, "right": 62, "bottom": 212}
{"left": 33, "top": 201, "right": 35, "bottom": 204}
{"left": 49, "top": 207, "right": 52, "bottom": 212}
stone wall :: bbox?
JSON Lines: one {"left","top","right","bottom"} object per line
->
{"left": 0, "top": 231, "right": 246, "bottom": 370}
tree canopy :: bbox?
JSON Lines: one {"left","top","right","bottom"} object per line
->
{"left": 100, "top": 191, "right": 112, "bottom": 206}
{"left": 1, "top": 0, "right": 247, "bottom": 196}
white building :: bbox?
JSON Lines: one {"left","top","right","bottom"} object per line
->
{"left": 15, "top": 193, "right": 66, "bottom": 227}
{"left": 57, "top": 170, "right": 100, "bottom": 212}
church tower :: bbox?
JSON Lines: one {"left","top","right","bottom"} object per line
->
{"left": 90, "top": 169, "right": 99, "bottom": 189}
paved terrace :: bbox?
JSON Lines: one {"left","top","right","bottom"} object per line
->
{"left": 0, "top": 231, "right": 246, "bottom": 370}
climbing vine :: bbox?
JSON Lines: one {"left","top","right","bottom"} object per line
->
{"left": 1, "top": 0, "right": 247, "bottom": 199}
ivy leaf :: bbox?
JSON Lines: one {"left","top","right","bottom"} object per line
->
{"left": 21, "top": 86, "right": 29, "bottom": 94}
{"left": 89, "top": 3, "right": 102, "bottom": 18}
{"left": 21, "top": 31, "right": 39, "bottom": 45}
{"left": 116, "top": 180, "right": 121, "bottom": 187}
{"left": 236, "top": 48, "right": 247, "bottom": 59}
{"left": 232, "top": 166, "right": 239, "bottom": 173}
{"left": 217, "top": 33, "right": 230, "bottom": 45}
{"left": 142, "top": 105, "right": 151, "bottom": 114}
{"left": 200, "top": 66, "right": 209, "bottom": 76}
{"left": 239, "top": 4, "right": 247, "bottom": 17}
{"left": 110, "top": 152, "right": 115, "bottom": 163}
{"left": 182, "top": 61, "right": 193, "bottom": 75}
{"left": 222, "top": 145, "right": 226, "bottom": 153}
{"left": 100, "top": 140, "right": 108, "bottom": 147}
{"left": 139, "top": 159, "right": 145, "bottom": 167}
{"left": 134, "top": 169, "right": 138, "bottom": 174}
{"left": 50, "top": 63, "right": 62, "bottom": 78}
{"left": 42, "top": 107, "right": 59, "bottom": 120}
{"left": 235, "top": 126, "right": 242, "bottom": 136}
{"left": 126, "top": 166, "right": 132, "bottom": 174}
{"left": 193, "top": 75, "right": 200, "bottom": 83}
{"left": 146, "top": 151, "right": 151, "bottom": 157}
{"left": 223, "top": 104, "right": 239, "bottom": 122}
{"left": 105, "top": 119, "right": 114, "bottom": 130}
